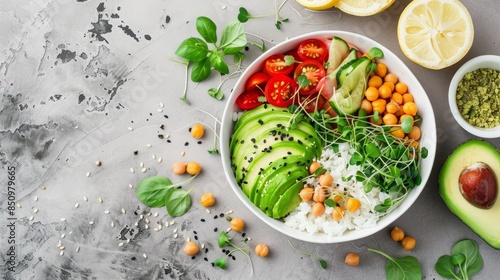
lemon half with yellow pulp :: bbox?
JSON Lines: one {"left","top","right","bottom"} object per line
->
{"left": 398, "top": 0, "right": 474, "bottom": 70}
{"left": 334, "top": 0, "right": 395, "bottom": 16}
{"left": 296, "top": 0, "right": 339, "bottom": 10}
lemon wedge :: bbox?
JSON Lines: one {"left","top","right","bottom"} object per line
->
{"left": 296, "top": 0, "right": 339, "bottom": 10}
{"left": 334, "top": 0, "right": 395, "bottom": 16}
{"left": 398, "top": 0, "right": 474, "bottom": 70}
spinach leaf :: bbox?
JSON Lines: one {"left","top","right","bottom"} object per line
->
{"left": 435, "top": 255, "right": 459, "bottom": 279}
{"left": 175, "top": 38, "right": 208, "bottom": 63}
{"left": 191, "top": 58, "right": 212, "bottom": 82}
{"left": 165, "top": 187, "right": 194, "bottom": 217}
{"left": 219, "top": 21, "right": 247, "bottom": 54}
{"left": 368, "top": 248, "right": 422, "bottom": 280}
{"left": 136, "top": 176, "right": 173, "bottom": 207}
{"left": 196, "top": 16, "right": 217, "bottom": 44}
{"left": 435, "top": 239, "right": 483, "bottom": 279}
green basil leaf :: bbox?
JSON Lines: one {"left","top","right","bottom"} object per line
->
{"left": 175, "top": 37, "right": 209, "bottom": 62}
{"left": 208, "top": 88, "right": 224, "bottom": 100}
{"left": 234, "top": 52, "right": 245, "bottom": 63}
{"left": 136, "top": 176, "right": 173, "bottom": 207}
{"left": 435, "top": 255, "right": 458, "bottom": 278}
{"left": 196, "top": 16, "right": 217, "bottom": 43}
{"left": 191, "top": 58, "right": 212, "bottom": 82}
{"left": 209, "top": 53, "right": 229, "bottom": 74}
{"left": 165, "top": 188, "right": 192, "bottom": 217}
{"left": 219, "top": 21, "right": 247, "bottom": 54}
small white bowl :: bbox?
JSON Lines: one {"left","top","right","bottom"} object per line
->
{"left": 449, "top": 55, "right": 500, "bottom": 138}
{"left": 220, "top": 31, "right": 437, "bottom": 243}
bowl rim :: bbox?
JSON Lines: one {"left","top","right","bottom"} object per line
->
{"left": 220, "top": 30, "right": 437, "bottom": 243}
{"left": 448, "top": 54, "right": 500, "bottom": 138}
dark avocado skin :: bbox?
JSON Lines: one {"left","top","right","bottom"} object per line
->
{"left": 231, "top": 104, "right": 321, "bottom": 219}
{"left": 439, "top": 139, "right": 500, "bottom": 249}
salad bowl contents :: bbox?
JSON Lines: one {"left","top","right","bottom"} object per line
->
{"left": 220, "top": 31, "right": 437, "bottom": 243}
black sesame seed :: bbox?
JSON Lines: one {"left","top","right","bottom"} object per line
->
{"left": 204, "top": 257, "right": 208, "bottom": 261}
{"left": 184, "top": 142, "right": 189, "bottom": 146}
{"left": 193, "top": 230, "right": 197, "bottom": 234}
{"left": 167, "top": 139, "right": 171, "bottom": 143}
{"left": 214, "top": 215, "right": 218, "bottom": 219}
{"left": 191, "top": 256, "right": 196, "bottom": 260}
{"left": 232, "top": 255, "right": 236, "bottom": 260}
{"left": 211, "top": 262, "right": 215, "bottom": 267}
{"left": 189, "top": 127, "right": 192, "bottom": 132}
{"left": 160, "top": 124, "right": 165, "bottom": 130}
{"left": 158, "top": 134, "right": 164, "bottom": 139}
{"left": 201, "top": 219, "right": 205, "bottom": 222}
{"left": 205, "top": 248, "right": 209, "bottom": 253}
{"left": 219, "top": 213, "right": 224, "bottom": 218}
{"left": 131, "top": 257, "right": 136, "bottom": 260}
{"left": 245, "top": 46, "right": 249, "bottom": 51}
{"left": 258, "top": 119, "right": 264, "bottom": 125}
{"left": 194, "top": 236, "right": 198, "bottom": 240}
{"left": 164, "top": 115, "right": 169, "bottom": 118}
{"left": 242, "top": 232, "right": 246, "bottom": 237}
{"left": 214, "top": 228, "right": 218, "bottom": 232}
{"left": 133, "top": 151, "right": 138, "bottom": 155}
{"left": 197, "top": 141, "right": 202, "bottom": 144}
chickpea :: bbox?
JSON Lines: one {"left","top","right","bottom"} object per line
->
{"left": 372, "top": 99, "right": 387, "bottom": 114}
{"left": 186, "top": 161, "right": 201, "bottom": 175}
{"left": 384, "top": 73, "right": 398, "bottom": 84}
{"left": 370, "top": 115, "right": 382, "bottom": 125}
{"left": 403, "top": 102, "right": 418, "bottom": 116}
{"left": 399, "top": 114, "right": 414, "bottom": 126}
{"left": 375, "top": 63, "right": 387, "bottom": 78}
{"left": 365, "top": 87, "right": 379, "bottom": 101}
{"left": 190, "top": 124, "right": 205, "bottom": 139}
{"left": 309, "top": 162, "right": 322, "bottom": 175}
{"left": 390, "top": 226, "right": 405, "bottom": 242}
{"left": 313, "top": 187, "right": 328, "bottom": 203}
{"left": 401, "top": 236, "right": 416, "bottom": 251}
{"left": 172, "top": 162, "right": 187, "bottom": 175}
{"left": 402, "top": 93, "right": 414, "bottom": 104}
{"left": 391, "top": 92, "right": 403, "bottom": 105}
{"left": 407, "top": 126, "right": 421, "bottom": 140}
{"left": 200, "top": 193, "right": 215, "bottom": 207}
{"left": 312, "top": 202, "right": 325, "bottom": 217}
{"left": 390, "top": 127, "right": 405, "bottom": 139}
{"left": 395, "top": 82, "right": 408, "bottom": 94}
{"left": 318, "top": 173, "right": 334, "bottom": 187}
{"left": 368, "top": 75, "right": 383, "bottom": 88}
{"left": 255, "top": 243, "right": 269, "bottom": 257}
{"left": 386, "top": 101, "right": 400, "bottom": 115}
{"left": 383, "top": 82, "right": 395, "bottom": 92}
{"left": 382, "top": 113, "right": 398, "bottom": 125}
{"left": 299, "top": 187, "right": 314, "bottom": 201}
{"left": 360, "top": 99, "right": 373, "bottom": 114}
{"left": 345, "top": 252, "right": 360, "bottom": 266}
{"left": 378, "top": 84, "right": 393, "bottom": 99}
{"left": 230, "top": 217, "right": 245, "bottom": 232}
{"left": 183, "top": 241, "right": 199, "bottom": 256}
{"left": 331, "top": 206, "right": 345, "bottom": 221}
{"left": 346, "top": 197, "right": 362, "bottom": 212}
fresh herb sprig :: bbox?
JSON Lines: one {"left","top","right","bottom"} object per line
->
{"left": 238, "top": 0, "right": 289, "bottom": 29}
{"left": 174, "top": 16, "right": 247, "bottom": 102}
{"left": 288, "top": 240, "right": 327, "bottom": 269}
{"left": 368, "top": 247, "right": 422, "bottom": 280}
{"left": 214, "top": 231, "right": 253, "bottom": 274}
{"left": 435, "top": 239, "right": 483, "bottom": 280}
{"left": 136, "top": 175, "right": 196, "bottom": 216}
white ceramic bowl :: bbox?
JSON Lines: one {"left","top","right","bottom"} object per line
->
{"left": 220, "top": 31, "right": 437, "bottom": 243}
{"left": 448, "top": 55, "right": 500, "bottom": 138}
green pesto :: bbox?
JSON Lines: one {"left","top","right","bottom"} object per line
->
{"left": 456, "top": 68, "right": 500, "bottom": 128}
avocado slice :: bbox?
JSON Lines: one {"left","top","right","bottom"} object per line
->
{"left": 234, "top": 104, "right": 288, "bottom": 131}
{"left": 439, "top": 139, "right": 500, "bottom": 249}
{"left": 272, "top": 180, "right": 306, "bottom": 219}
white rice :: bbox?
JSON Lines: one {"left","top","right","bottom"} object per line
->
{"left": 284, "top": 142, "right": 396, "bottom": 237}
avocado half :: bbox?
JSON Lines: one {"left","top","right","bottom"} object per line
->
{"left": 439, "top": 139, "right": 500, "bottom": 249}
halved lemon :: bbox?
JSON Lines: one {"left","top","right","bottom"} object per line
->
{"left": 398, "top": 0, "right": 474, "bottom": 70}
{"left": 334, "top": 0, "right": 395, "bottom": 16}
{"left": 296, "top": 0, "right": 339, "bottom": 11}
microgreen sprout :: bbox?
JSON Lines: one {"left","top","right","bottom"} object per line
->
{"left": 238, "top": 0, "right": 289, "bottom": 30}
{"left": 215, "top": 231, "right": 254, "bottom": 274}
{"left": 195, "top": 109, "right": 221, "bottom": 155}
{"left": 287, "top": 240, "right": 327, "bottom": 269}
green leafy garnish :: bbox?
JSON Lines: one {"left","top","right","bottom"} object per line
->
{"left": 237, "top": 1, "right": 289, "bottom": 29}
{"left": 215, "top": 231, "right": 253, "bottom": 273}
{"left": 368, "top": 247, "right": 422, "bottom": 280}
{"left": 165, "top": 187, "right": 194, "bottom": 217}
{"left": 288, "top": 240, "right": 327, "bottom": 269}
{"left": 284, "top": 55, "right": 296, "bottom": 66}
{"left": 435, "top": 239, "right": 483, "bottom": 280}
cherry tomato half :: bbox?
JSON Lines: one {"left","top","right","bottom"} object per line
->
{"left": 294, "top": 60, "right": 326, "bottom": 95}
{"left": 235, "top": 90, "right": 264, "bottom": 110}
{"left": 245, "top": 72, "right": 271, "bottom": 91}
{"left": 264, "top": 75, "right": 297, "bottom": 107}
{"left": 297, "top": 39, "right": 328, "bottom": 62}
{"left": 264, "top": 54, "right": 294, "bottom": 76}
{"left": 296, "top": 93, "right": 327, "bottom": 113}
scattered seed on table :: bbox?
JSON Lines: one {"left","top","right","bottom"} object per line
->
{"left": 158, "top": 224, "right": 162, "bottom": 230}
{"left": 139, "top": 214, "right": 144, "bottom": 219}
{"left": 34, "top": 196, "right": 38, "bottom": 202}
{"left": 213, "top": 215, "right": 218, "bottom": 219}
{"left": 157, "top": 108, "right": 163, "bottom": 112}
{"left": 242, "top": 233, "right": 246, "bottom": 237}
{"left": 226, "top": 210, "right": 233, "bottom": 215}
{"left": 83, "top": 196, "right": 88, "bottom": 202}
{"left": 205, "top": 209, "right": 211, "bottom": 214}
{"left": 153, "top": 212, "right": 159, "bottom": 217}
{"left": 157, "top": 157, "right": 162, "bottom": 163}
{"left": 121, "top": 208, "right": 126, "bottom": 214}
{"left": 200, "top": 219, "right": 205, "bottom": 222}
{"left": 165, "top": 222, "right": 169, "bottom": 228}
{"left": 146, "top": 144, "right": 152, "bottom": 148}
{"left": 145, "top": 218, "right": 150, "bottom": 224}
{"left": 129, "top": 184, "right": 133, "bottom": 189}
{"left": 33, "top": 208, "right": 39, "bottom": 214}
{"left": 214, "top": 228, "right": 218, "bottom": 232}
{"left": 152, "top": 154, "right": 156, "bottom": 160}
{"left": 126, "top": 239, "right": 130, "bottom": 244}
{"left": 133, "top": 151, "right": 138, "bottom": 155}
{"left": 118, "top": 242, "right": 124, "bottom": 247}
{"left": 28, "top": 216, "right": 33, "bottom": 221}
{"left": 59, "top": 246, "right": 65, "bottom": 250}
{"left": 204, "top": 257, "right": 208, "bottom": 261}
{"left": 159, "top": 102, "right": 164, "bottom": 108}
{"left": 174, "top": 233, "right": 178, "bottom": 238}
{"left": 128, "top": 127, "right": 133, "bottom": 131}
{"left": 60, "top": 251, "right": 64, "bottom": 256}
{"left": 173, "top": 228, "right": 178, "bottom": 233}
{"left": 140, "top": 162, "right": 144, "bottom": 168}
{"left": 86, "top": 172, "right": 91, "bottom": 177}
{"left": 141, "top": 167, "right": 147, "bottom": 173}
{"left": 16, "top": 203, "right": 21, "bottom": 208}
{"left": 205, "top": 248, "right": 209, "bottom": 254}
{"left": 60, "top": 218, "right": 66, "bottom": 222}
{"left": 89, "top": 221, "right": 94, "bottom": 225}
{"left": 160, "top": 124, "right": 165, "bottom": 130}
{"left": 130, "top": 168, "right": 135, "bottom": 173}
{"left": 184, "top": 142, "right": 189, "bottom": 146}
{"left": 104, "top": 210, "right": 110, "bottom": 214}
{"left": 41, "top": 186, "right": 46, "bottom": 190}
{"left": 191, "top": 256, "right": 196, "bottom": 260}
{"left": 147, "top": 212, "right": 152, "bottom": 217}
{"left": 194, "top": 236, "right": 198, "bottom": 240}
{"left": 219, "top": 213, "right": 224, "bottom": 218}
{"left": 181, "top": 151, "right": 185, "bottom": 156}
{"left": 76, "top": 246, "right": 80, "bottom": 252}
{"left": 143, "top": 253, "right": 147, "bottom": 259}
{"left": 111, "top": 221, "right": 115, "bottom": 228}
{"left": 226, "top": 228, "right": 232, "bottom": 233}
{"left": 74, "top": 203, "right": 79, "bottom": 208}
{"left": 186, "top": 237, "right": 191, "bottom": 242}
{"left": 201, "top": 243, "right": 205, "bottom": 249}
{"left": 169, "top": 221, "right": 175, "bottom": 225}
{"left": 61, "top": 233, "right": 66, "bottom": 238}
{"left": 98, "top": 197, "right": 103, "bottom": 203}
{"left": 247, "top": 237, "right": 252, "bottom": 241}
{"left": 165, "top": 134, "right": 170, "bottom": 139}
{"left": 145, "top": 224, "right": 149, "bottom": 229}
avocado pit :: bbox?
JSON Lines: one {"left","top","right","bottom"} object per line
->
{"left": 458, "top": 162, "right": 498, "bottom": 209}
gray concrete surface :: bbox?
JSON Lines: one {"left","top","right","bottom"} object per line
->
{"left": 1, "top": 0, "right": 499, "bottom": 279}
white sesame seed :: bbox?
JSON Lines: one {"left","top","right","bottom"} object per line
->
{"left": 134, "top": 222, "right": 139, "bottom": 227}
{"left": 104, "top": 210, "right": 110, "bottom": 214}
{"left": 121, "top": 208, "right": 126, "bottom": 214}
{"left": 83, "top": 196, "right": 88, "bottom": 202}
{"left": 226, "top": 210, "right": 234, "bottom": 215}
{"left": 41, "top": 186, "right": 46, "bottom": 190}
{"left": 153, "top": 212, "right": 159, "bottom": 217}
{"left": 86, "top": 172, "right": 91, "bottom": 177}
{"left": 60, "top": 251, "right": 64, "bottom": 256}
{"left": 143, "top": 253, "right": 147, "bottom": 259}
{"left": 118, "top": 242, "right": 124, "bottom": 247}
{"left": 130, "top": 168, "right": 135, "bottom": 173}
{"left": 74, "top": 203, "right": 79, "bottom": 208}
{"left": 33, "top": 208, "right": 38, "bottom": 214}
{"left": 154, "top": 228, "right": 159, "bottom": 232}
{"left": 141, "top": 167, "right": 147, "bottom": 173}
{"left": 61, "top": 233, "right": 66, "bottom": 238}
{"left": 152, "top": 154, "right": 156, "bottom": 160}
{"left": 98, "top": 197, "right": 103, "bottom": 203}
{"left": 60, "top": 218, "right": 66, "bottom": 222}
{"left": 186, "top": 237, "right": 191, "bottom": 242}
{"left": 145, "top": 224, "right": 149, "bottom": 229}
{"left": 146, "top": 144, "right": 152, "bottom": 148}
{"left": 157, "top": 158, "right": 162, "bottom": 163}
{"left": 169, "top": 221, "right": 175, "bottom": 225}
{"left": 226, "top": 227, "right": 232, "bottom": 232}
{"left": 139, "top": 214, "right": 144, "bottom": 219}
{"left": 201, "top": 243, "right": 205, "bottom": 249}
{"left": 128, "top": 127, "right": 133, "bottom": 131}
{"left": 221, "top": 5, "right": 227, "bottom": 9}
{"left": 129, "top": 184, "right": 133, "bottom": 189}
{"left": 173, "top": 228, "right": 178, "bottom": 233}
{"left": 181, "top": 151, "right": 185, "bottom": 156}
{"left": 126, "top": 239, "right": 130, "bottom": 243}
{"left": 165, "top": 134, "right": 170, "bottom": 139}
{"left": 76, "top": 246, "right": 80, "bottom": 252}
{"left": 57, "top": 241, "right": 62, "bottom": 247}
{"left": 95, "top": 160, "right": 101, "bottom": 166}
{"left": 34, "top": 196, "right": 38, "bottom": 201}
{"left": 174, "top": 233, "right": 178, "bottom": 238}
{"left": 111, "top": 221, "right": 115, "bottom": 228}
{"left": 59, "top": 246, "right": 65, "bottom": 250}
{"left": 247, "top": 237, "right": 252, "bottom": 241}
{"left": 147, "top": 212, "right": 152, "bottom": 217}
{"left": 145, "top": 218, "right": 150, "bottom": 224}
{"left": 205, "top": 208, "right": 211, "bottom": 214}
{"left": 165, "top": 222, "right": 169, "bottom": 228}
{"left": 159, "top": 102, "right": 164, "bottom": 108}
{"left": 16, "top": 203, "right": 21, "bottom": 208}
{"left": 28, "top": 216, "right": 34, "bottom": 221}
{"left": 158, "top": 224, "right": 162, "bottom": 230}
{"left": 140, "top": 162, "right": 144, "bottom": 168}
{"left": 89, "top": 221, "right": 94, "bottom": 225}
{"left": 157, "top": 108, "right": 163, "bottom": 112}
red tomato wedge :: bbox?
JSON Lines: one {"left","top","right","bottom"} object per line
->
{"left": 245, "top": 72, "right": 271, "bottom": 91}
{"left": 236, "top": 90, "right": 264, "bottom": 110}
{"left": 294, "top": 60, "right": 326, "bottom": 95}
{"left": 264, "top": 75, "right": 297, "bottom": 107}
{"left": 264, "top": 54, "right": 294, "bottom": 76}
{"left": 297, "top": 39, "right": 328, "bottom": 62}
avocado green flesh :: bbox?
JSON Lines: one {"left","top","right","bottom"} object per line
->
{"left": 272, "top": 180, "right": 306, "bottom": 219}
{"left": 231, "top": 104, "right": 320, "bottom": 218}
{"left": 439, "top": 139, "right": 500, "bottom": 249}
